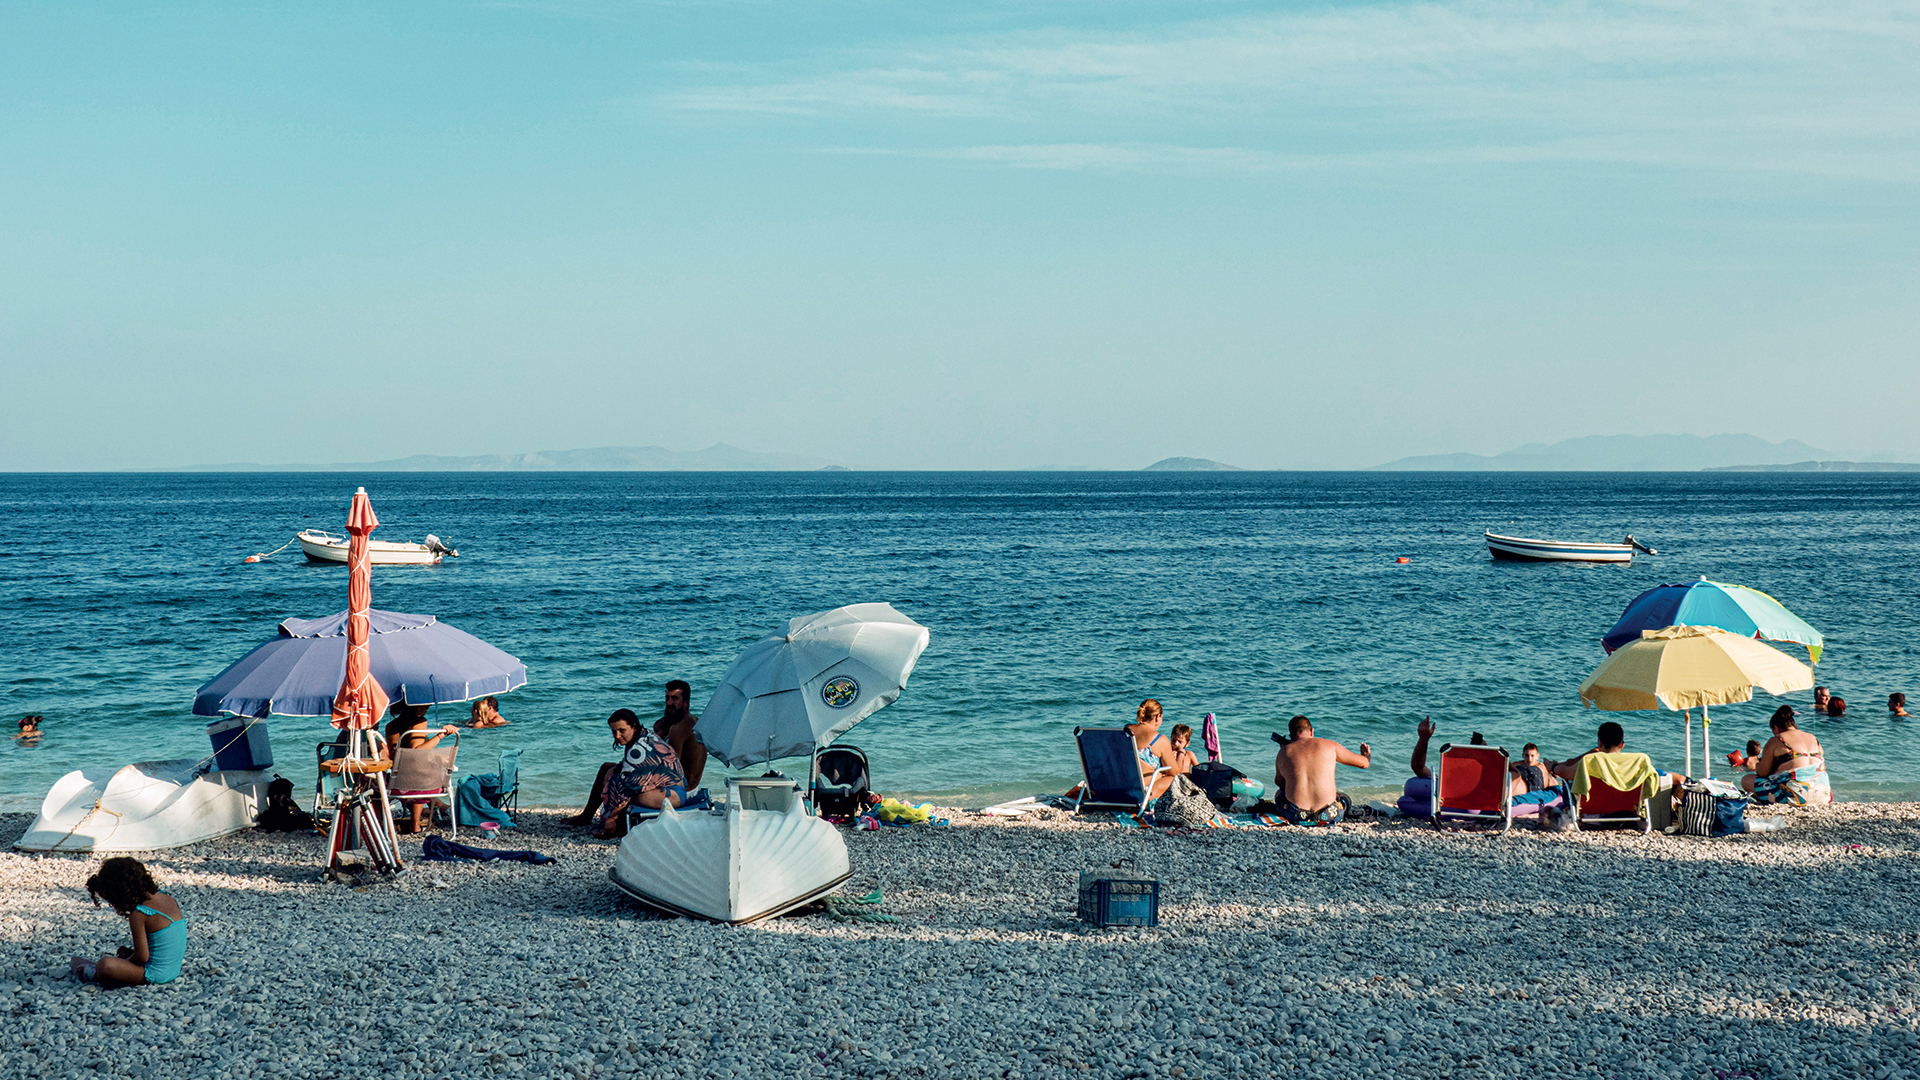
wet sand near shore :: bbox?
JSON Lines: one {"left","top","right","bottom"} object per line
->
{"left": 2, "top": 805, "right": 1917, "bottom": 1080}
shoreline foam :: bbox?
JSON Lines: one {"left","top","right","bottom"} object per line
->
{"left": 3, "top": 804, "right": 1916, "bottom": 1079}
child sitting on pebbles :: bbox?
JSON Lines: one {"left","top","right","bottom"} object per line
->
{"left": 70, "top": 857, "right": 187, "bottom": 989}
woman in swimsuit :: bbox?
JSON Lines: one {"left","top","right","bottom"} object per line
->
{"left": 386, "top": 705, "right": 461, "bottom": 834}
{"left": 1742, "top": 706, "right": 1832, "bottom": 805}
{"left": 1061, "top": 699, "right": 1184, "bottom": 801}
{"left": 70, "top": 857, "right": 186, "bottom": 989}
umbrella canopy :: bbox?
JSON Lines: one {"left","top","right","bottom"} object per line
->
{"left": 331, "top": 487, "right": 389, "bottom": 731}
{"left": 1579, "top": 623, "right": 1813, "bottom": 780}
{"left": 1579, "top": 625, "right": 1813, "bottom": 712}
{"left": 694, "top": 603, "right": 930, "bottom": 768}
{"left": 193, "top": 609, "right": 528, "bottom": 718}
{"left": 1602, "top": 578, "right": 1824, "bottom": 662}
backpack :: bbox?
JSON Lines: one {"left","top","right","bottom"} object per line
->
{"left": 255, "top": 775, "right": 315, "bottom": 833}
{"left": 1188, "top": 761, "right": 1246, "bottom": 809}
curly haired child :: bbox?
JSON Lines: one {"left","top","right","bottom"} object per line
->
{"left": 69, "top": 857, "right": 187, "bottom": 988}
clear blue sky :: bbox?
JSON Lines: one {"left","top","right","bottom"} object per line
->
{"left": 3, "top": 1, "right": 1915, "bottom": 470}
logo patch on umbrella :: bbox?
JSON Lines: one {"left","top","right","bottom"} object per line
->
{"left": 821, "top": 676, "right": 860, "bottom": 709}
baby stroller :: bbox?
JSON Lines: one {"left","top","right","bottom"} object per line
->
{"left": 811, "top": 746, "right": 871, "bottom": 819}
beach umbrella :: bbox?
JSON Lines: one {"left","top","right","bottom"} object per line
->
{"left": 694, "top": 603, "right": 930, "bottom": 768}
{"left": 1602, "top": 578, "right": 1824, "bottom": 662}
{"left": 1577, "top": 625, "right": 1813, "bottom": 778}
{"left": 331, "top": 487, "right": 390, "bottom": 735}
{"left": 192, "top": 609, "right": 528, "bottom": 718}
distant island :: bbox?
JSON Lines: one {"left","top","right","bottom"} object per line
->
{"left": 1143, "top": 457, "right": 1242, "bottom": 472}
{"left": 1707, "top": 460, "right": 1920, "bottom": 473}
{"left": 172, "top": 443, "right": 842, "bottom": 472}
{"left": 1373, "top": 433, "right": 1830, "bottom": 472}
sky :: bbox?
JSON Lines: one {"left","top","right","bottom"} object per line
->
{"left": 2, "top": 0, "right": 1916, "bottom": 470}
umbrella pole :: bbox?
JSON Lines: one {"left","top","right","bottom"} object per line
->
{"left": 1702, "top": 704, "right": 1711, "bottom": 780}
{"left": 1682, "top": 710, "right": 1692, "bottom": 778}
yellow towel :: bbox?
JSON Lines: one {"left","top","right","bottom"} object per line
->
{"left": 1573, "top": 752, "right": 1657, "bottom": 801}
{"left": 877, "top": 798, "right": 931, "bottom": 824}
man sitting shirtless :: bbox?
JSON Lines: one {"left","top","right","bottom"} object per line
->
{"left": 1273, "top": 715, "right": 1370, "bottom": 826}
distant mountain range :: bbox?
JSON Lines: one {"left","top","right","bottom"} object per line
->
{"left": 1373, "top": 434, "right": 1832, "bottom": 472}
{"left": 173, "top": 443, "right": 842, "bottom": 472}
{"left": 1707, "top": 460, "right": 1920, "bottom": 472}
{"left": 1143, "top": 457, "right": 1242, "bottom": 472}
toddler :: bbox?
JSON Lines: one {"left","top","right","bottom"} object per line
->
{"left": 69, "top": 857, "right": 186, "bottom": 988}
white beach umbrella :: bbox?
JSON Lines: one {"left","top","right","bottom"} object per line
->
{"left": 694, "top": 603, "right": 931, "bottom": 768}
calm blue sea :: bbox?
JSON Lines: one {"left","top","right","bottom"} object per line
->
{"left": 2, "top": 472, "right": 1916, "bottom": 811}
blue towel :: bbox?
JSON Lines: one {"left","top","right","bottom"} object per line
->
{"left": 420, "top": 835, "right": 554, "bottom": 864}
{"left": 455, "top": 774, "right": 515, "bottom": 827}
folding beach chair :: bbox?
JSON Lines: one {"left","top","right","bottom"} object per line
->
{"left": 314, "top": 741, "right": 348, "bottom": 821}
{"left": 1431, "top": 743, "right": 1513, "bottom": 835}
{"left": 495, "top": 748, "right": 523, "bottom": 819}
{"left": 1072, "top": 728, "right": 1167, "bottom": 815}
{"left": 624, "top": 787, "right": 714, "bottom": 829}
{"left": 811, "top": 746, "right": 871, "bottom": 818}
{"left": 314, "top": 734, "right": 387, "bottom": 820}
{"left": 1573, "top": 753, "right": 1655, "bottom": 834}
{"left": 390, "top": 735, "right": 460, "bottom": 839}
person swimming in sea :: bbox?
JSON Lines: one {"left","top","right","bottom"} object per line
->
{"left": 1890, "top": 693, "right": 1908, "bottom": 719}
{"left": 15, "top": 715, "right": 42, "bottom": 743}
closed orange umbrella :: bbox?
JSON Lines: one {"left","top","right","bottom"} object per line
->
{"left": 330, "top": 487, "right": 391, "bottom": 735}
{"left": 324, "top": 487, "right": 402, "bottom": 876}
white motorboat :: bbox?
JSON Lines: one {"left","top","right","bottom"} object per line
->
{"left": 297, "top": 529, "right": 457, "bottom": 565}
{"left": 608, "top": 779, "right": 851, "bottom": 924}
{"left": 15, "top": 760, "right": 271, "bottom": 853}
{"left": 1485, "top": 531, "right": 1656, "bottom": 564}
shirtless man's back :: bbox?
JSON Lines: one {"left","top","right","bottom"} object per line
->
{"left": 1273, "top": 715, "right": 1370, "bottom": 825}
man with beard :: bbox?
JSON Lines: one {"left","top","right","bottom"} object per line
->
{"left": 654, "top": 679, "right": 707, "bottom": 789}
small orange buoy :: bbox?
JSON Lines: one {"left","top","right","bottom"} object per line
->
{"left": 1395, "top": 557, "right": 1410, "bottom": 564}
{"left": 244, "top": 554, "right": 263, "bottom": 563}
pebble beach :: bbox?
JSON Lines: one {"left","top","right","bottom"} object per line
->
{"left": 4, "top": 804, "right": 1919, "bottom": 1080}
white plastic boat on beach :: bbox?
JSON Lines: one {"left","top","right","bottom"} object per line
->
{"left": 297, "top": 529, "right": 456, "bottom": 566}
{"left": 15, "top": 760, "right": 271, "bottom": 853}
{"left": 608, "top": 780, "right": 850, "bottom": 924}
{"left": 1485, "top": 531, "right": 1656, "bottom": 564}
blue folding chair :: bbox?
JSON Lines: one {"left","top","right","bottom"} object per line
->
{"left": 1072, "top": 727, "right": 1166, "bottom": 815}
{"left": 496, "top": 749, "right": 522, "bottom": 818}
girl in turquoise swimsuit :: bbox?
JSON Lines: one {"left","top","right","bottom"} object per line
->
{"left": 70, "top": 858, "right": 186, "bottom": 989}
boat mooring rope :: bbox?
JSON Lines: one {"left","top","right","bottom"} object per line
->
{"left": 243, "top": 537, "right": 300, "bottom": 563}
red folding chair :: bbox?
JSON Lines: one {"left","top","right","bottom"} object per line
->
{"left": 1431, "top": 744, "right": 1512, "bottom": 835}
{"left": 1574, "top": 754, "right": 1653, "bottom": 834}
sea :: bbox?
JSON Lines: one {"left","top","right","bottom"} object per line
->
{"left": 2, "top": 471, "right": 1916, "bottom": 812}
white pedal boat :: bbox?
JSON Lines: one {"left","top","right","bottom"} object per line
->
{"left": 608, "top": 780, "right": 851, "bottom": 924}
{"left": 1485, "top": 531, "right": 1655, "bottom": 564}
{"left": 297, "top": 529, "right": 457, "bottom": 566}
{"left": 15, "top": 760, "right": 272, "bottom": 853}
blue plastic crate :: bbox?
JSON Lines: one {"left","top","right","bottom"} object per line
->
{"left": 1078, "top": 867, "right": 1160, "bottom": 927}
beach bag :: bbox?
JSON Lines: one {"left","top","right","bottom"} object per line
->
{"left": 1154, "top": 775, "right": 1223, "bottom": 828}
{"left": 1678, "top": 783, "right": 1716, "bottom": 836}
{"left": 1711, "top": 796, "right": 1750, "bottom": 836}
{"left": 1678, "top": 782, "right": 1749, "bottom": 837}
